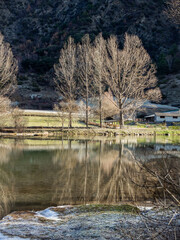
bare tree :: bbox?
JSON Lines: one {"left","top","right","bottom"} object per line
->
{"left": 11, "top": 107, "right": 27, "bottom": 133}
{"left": 165, "top": 0, "right": 180, "bottom": 25}
{"left": 54, "top": 102, "right": 68, "bottom": 129}
{"left": 54, "top": 37, "right": 77, "bottom": 128}
{"left": 0, "top": 32, "right": 18, "bottom": 97}
{"left": 106, "top": 33, "right": 161, "bottom": 128}
{"left": 77, "top": 34, "right": 93, "bottom": 128}
{"left": 92, "top": 33, "right": 108, "bottom": 128}
{"left": 102, "top": 90, "right": 119, "bottom": 120}
{"left": 92, "top": 89, "right": 119, "bottom": 125}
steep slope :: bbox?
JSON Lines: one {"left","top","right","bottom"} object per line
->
{"left": 0, "top": 0, "right": 179, "bottom": 108}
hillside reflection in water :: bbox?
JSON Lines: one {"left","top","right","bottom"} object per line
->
{"left": 0, "top": 137, "right": 180, "bottom": 218}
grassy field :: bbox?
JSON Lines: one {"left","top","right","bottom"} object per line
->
{"left": 0, "top": 114, "right": 85, "bottom": 128}
{"left": 1, "top": 113, "right": 180, "bottom": 137}
{"left": 25, "top": 116, "right": 85, "bottom": 128}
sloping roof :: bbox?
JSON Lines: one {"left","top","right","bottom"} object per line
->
{"left": 144, "top": 114, "right": 155, "bottom": 118}
{"left": 155, "top": 111, "right": 180, "bottom": 117}
{"left": 142, "top": 101, "right": 179, "bottom": 111}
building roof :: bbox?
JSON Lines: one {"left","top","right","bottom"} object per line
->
{"left": 144, "top": 114, "right": 155, "bottom": 118}
{"left": 155, "top": 111, "right": 180, "bottom": 117}
{"left": 145, "top": 110, "right": 180, "bottom": 118}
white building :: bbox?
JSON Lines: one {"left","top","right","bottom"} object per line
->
{"left": 145, "top": 110, "right": 180, "bottom": 123}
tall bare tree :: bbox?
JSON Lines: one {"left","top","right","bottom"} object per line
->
{"left": 106, "top": 33, "right": 161, "bottom": 128}
{"left": 77, "top": 34, "right": 93, "bottom": 128}
{"left": 0, "top": 32, "right": 18, "bottom": 97}
{"left": 54, "top": 37, "right": 77, "bottom": 128}
{"left": 92, "top": 33, "right": 108, "bottom": 128}
{"left": 165, "top": 0, "right": 180, "bottom": 25}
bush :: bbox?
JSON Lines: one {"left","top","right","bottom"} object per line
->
{"left": 11, "top": 108, "right": 27, "bottom": 133}
{"left": 0, "top": 97, "right": 11, "bottom": 128}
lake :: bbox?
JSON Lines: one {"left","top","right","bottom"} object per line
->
{"left": 0, "top": 136, "right": 180, "bottom": 219}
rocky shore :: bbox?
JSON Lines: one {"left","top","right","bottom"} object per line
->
{"left": 0, "top": 205, "right": 179, "bottom": 240}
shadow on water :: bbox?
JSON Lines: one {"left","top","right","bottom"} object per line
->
{"left": 0, "top": 137, "right": 180, "bottom": 219}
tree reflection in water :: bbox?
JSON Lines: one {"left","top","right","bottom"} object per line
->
{"left": 52, "top": 140, "right": 180, "bottom": 206}
{"left": 0, "top": 146, "right": 15, "bottom": 219}
{"left": 0, "top": 138, "right": 179, "bottom": 219}
{"left": 0, "top": 139, "right": 24, "bottom": 219}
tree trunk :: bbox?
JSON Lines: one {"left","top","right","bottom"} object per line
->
{"left": 119, "top": 110, "right": 124, "bottom": 129}
{"left": 99, "top": 84, "right": 102, "bottom": 128}
{"left": 86, "top": 91, "right": 89, "bottom": 128}
{"left": 99, "top": 95, "right": 102, "bottom": 128}
{"left": 119, "top": 99, "right": 124, "bottom": 129}
{"left": 69, "top": 111, "right": 72, "bottom": 128}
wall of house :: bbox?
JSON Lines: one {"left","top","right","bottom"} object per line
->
{"left": 155, "top": 116, "right": 180, "bottom": 122}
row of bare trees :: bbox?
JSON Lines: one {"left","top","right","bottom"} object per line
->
{"left": 0, "top": 0, "right": 178, "bottom": 129}
{"left": 54, "top": 33, "right": 161, "bottom": 128}
{"left": 53, "top": 0, "right": 179, "bottom": 129}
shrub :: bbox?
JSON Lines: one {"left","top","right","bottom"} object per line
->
{"left": 11, "top": 107, "right": 27, "bottom": 133}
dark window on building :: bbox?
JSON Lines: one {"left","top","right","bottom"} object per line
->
{"left": 173, "top": 116, "right": 178, "bottom": 119}
{"left": 160, "top": 116, "right": 165, "bottom": 119}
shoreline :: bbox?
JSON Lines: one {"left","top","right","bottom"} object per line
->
{"left": 0, "top": 127, "right": 180, "bottom": 138}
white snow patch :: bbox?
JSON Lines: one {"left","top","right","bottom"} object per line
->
{"left": 53, "top": 205, "right": 72, "bottom": 209}
{"left": 138, "top": 206, "right": 154, "bottom": 211}
{"left": 36, "top": 208, "right": 60, "bottom": 221}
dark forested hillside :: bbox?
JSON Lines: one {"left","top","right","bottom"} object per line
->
{"left": 0, "top": 0, "right": 179, "bottom": 108}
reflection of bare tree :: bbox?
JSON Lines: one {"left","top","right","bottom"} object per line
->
{"left": 0, "top": 168, "right": 15, "bottom": 219}
{"left": 83, "top": 141, "right": 88, "bottom": 204}
{"left": 0, "top": 141, "right": 24, "bottom": 164}
{"left": 136, "top": 153, "right": 180, "bottom": 206}
{"left": 96, "top": 141, "right": 102, "bottom": 203}
{"left": 0, "top": 146, "right": 12, "bottom": 164}
{"left": 52, "top": 141, "right": 80, "bottom": 204}
{"left": 0, "top": 143, "right": 22, "bottom": 219}
{"left": 51, "top": 140, "right": 180, "bottom": 205}
{"left": 99, "top": 143, "right": 149, "bottom": 203}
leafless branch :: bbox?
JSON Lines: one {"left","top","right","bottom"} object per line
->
{"left": 54, "top": 36, "right": 77, "bottom": 128}
{"left": 0, "top": 32, "right": 18, "bottom": 97}
{"left": 165, "top": 0, "right": 180, "bottom": 25}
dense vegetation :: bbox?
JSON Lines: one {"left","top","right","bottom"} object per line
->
{"left": 0, "top": 0, "right": 179, "bottom": 108}
{"left": 0, "top": 1, "right": 179, "bottom": 75}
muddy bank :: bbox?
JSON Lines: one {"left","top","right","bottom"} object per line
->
{"left": 0, "top": 205, "right": 179, "bottom": 240}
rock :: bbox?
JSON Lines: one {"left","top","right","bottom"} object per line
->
{"left": 0, "top": 205, "right": 179, "bottom": 239}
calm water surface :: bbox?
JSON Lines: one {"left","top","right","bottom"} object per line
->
{"left": 0, "top": 136, "right": 180, "bottom": 219}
